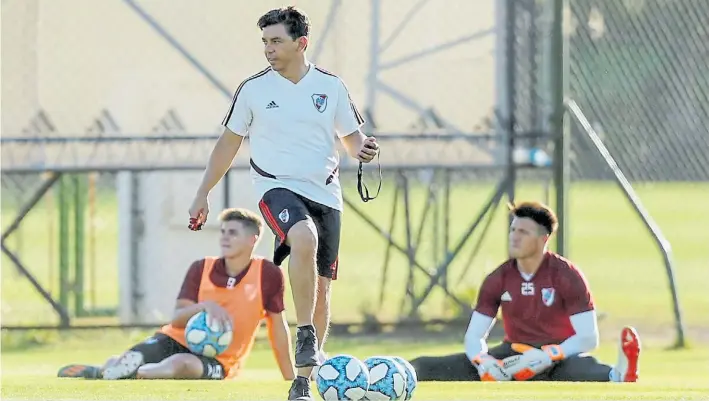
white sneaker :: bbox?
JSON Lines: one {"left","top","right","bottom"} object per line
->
{"left": 102, "top": 351, "right": 144, "bottom": 380}
{"left": 612, "top": 326, "right": 641, "bottom": 382}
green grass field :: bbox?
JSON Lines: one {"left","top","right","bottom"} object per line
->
{"left": 2, "top": 331, "right": 709, "bottom": 400}
{"left": 2, "top": 179, "right": 709, "bottom": 400}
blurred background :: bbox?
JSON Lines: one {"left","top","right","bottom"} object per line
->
{"left": 1, "top": 0, "right": 707, "bottom": 348}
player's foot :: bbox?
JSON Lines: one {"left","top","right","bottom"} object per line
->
{"left": 288, "top": 376, "right": 314, "bottom": 401}
{"left": 57, "top": 364, "right": 102, "bottom": 379}
{"left": 294, "top": 325, "right": 319, "bottom": 368}
{"left": 612, "top": 326, "right": 641, "bottom": 382}
{"left": 102, "top": 351, "right": 144, "bottom": 380}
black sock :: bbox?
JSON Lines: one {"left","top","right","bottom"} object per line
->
{"left": 297, "top": 324, "right": 315, "bottom": 332}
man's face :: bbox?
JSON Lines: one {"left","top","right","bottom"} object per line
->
{"left": 508, "top": 217, "right": 548, "bottom": 259}
{"left": 219, "top": 220, "right": 256, "bottom": 258}
{"left": 262, "top": 23, "right": 304, "bottom": 71}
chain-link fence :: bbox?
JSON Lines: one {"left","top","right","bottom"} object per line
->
{"left": 568, "top": 0, "right": 709, "bottom": 181}
{"left": 1, "top": 172, "right": 120, "bottom": 326}
{"left": 2, "top": 1, "right": 706, "bottom": 331}
{"left": 508, "top": 0, "right": 709, "bottom": 182}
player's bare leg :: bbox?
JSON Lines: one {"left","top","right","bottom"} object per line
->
{"left": 314, "top": 276, "right": 332, "bottom": 351}
{"left": 610, "top": 326, "right": 641, "bottom": 382}
{"left": 136, "top": 354, "right": 204, "bottom": 379}
{"left": 286, "top": 220, "right": 320, "bottom": 371}
{"left": 307, "top": 276, "right": 332, "bottom": 380}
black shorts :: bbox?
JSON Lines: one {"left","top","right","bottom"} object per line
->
{"left": 129, "top": 333, "right": 225, "bottom": 380}
{"left": 258, "top": 187, "right": 341, "bottom": 279}
{"left": 410, "top": 342, "right": 612, "bottom": 382}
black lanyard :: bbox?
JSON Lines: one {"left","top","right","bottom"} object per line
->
{"left": 357, "top": 152, "right": 382, "bottom": 202}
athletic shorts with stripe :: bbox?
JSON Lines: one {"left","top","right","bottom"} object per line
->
{"left": 258, "top": 188, "right": 341, "bottom": 280}
{"left": 129, "top": 333, "right": 225, "bottom": 380}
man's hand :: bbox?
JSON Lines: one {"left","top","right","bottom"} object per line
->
{"left": 471, "top": 354, "right": 512, "bottom": 382}
{"left": 503, "top": 343, "right": 564, "bottom": 381}
{"left": 357, "top": 136, "right": 379, "bottom": 163}
{"left": 200, "top": 301, "right": 232, "bottom": 330}
{"left": 188, "top": 192, "right": 210, "bottom": 231}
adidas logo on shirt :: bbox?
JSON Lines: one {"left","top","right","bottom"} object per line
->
{"left": 501, "top": 291, "right": 512, "bottom": 302}
{"left": 266, "top": 101, "right": 279, "bottom": 109}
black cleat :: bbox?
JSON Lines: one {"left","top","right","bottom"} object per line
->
{"left": 288, "top": 376, "right": 314, "bottom": 401}
{"left": 294, "top": 325, "right": 320, "bottom": 368}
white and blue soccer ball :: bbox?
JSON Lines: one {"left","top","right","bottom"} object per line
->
{"left": 315, "top": 354, "right": 370, "bottom": 401}
{"left": 184, "top": 310, "right": 233, "bottom": 358}
{"left": 391, "top": 357, "right": 417, "bottom": 400}
{"left": 364, "top": 356, "right": 407, "bottom": 401}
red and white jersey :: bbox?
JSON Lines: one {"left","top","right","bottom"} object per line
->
{"left": 474, "top": 252, "right": 595, "bottom": 345}
{"left": 222, "top": 64, "right": 365, "bottom": 211}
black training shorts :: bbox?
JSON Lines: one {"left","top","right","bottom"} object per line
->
{"left": 129, "top": 333, "right": 225, "bottom": 380}
{"left": 258, "top": 187, "right": 341, "bottom": 280}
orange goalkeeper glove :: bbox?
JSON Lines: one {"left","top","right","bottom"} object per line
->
{"left": 471, "top": 354, "right": 512, "bottom": 382}
{"left": 502, "top": 343, "right": 565, "bottom": 381}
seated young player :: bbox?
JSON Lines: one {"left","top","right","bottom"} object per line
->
{"left": 409, "top": 201, "right": 641, "bottom": 383}
{"left": 57, "top": 208, "right": 296, "bottom": 381}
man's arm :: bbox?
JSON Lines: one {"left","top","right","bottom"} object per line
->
{"left": 558, "top": 265, "right": 598, "bottom": 357}
{"left": 169, "top": 260, "right": 231, "bottom": 327}
{"left": 266, "top": 311, "right": 296, "bottom": 380}
{"left": 559, "top": 310, "right": 599, "bottom": 356}
{"left": 464, "top": 273, "right": 502, "bottom": 360}
{"left": 171, "top": 299, "right": 202, "bottom": 328}
{"left": 465, "top": 274, "right": 512, "bottom": 382}
{"left": 333, "top": 78, "right": 372, "bottom": 160}
{"left": 464, "top": 312, "right": 496, "bottom": 360}
{"left": 195, "top": 130, "right": 243, "bottom": 196}
{"left": 169, "top": 261, "right": 204, "bottom": 327}
{"left": 261, "top": 261, "right": 294, "bottom": 380}
{"left": 339, "top": 130, "right": 367, "bottom": 159}
{"left": 196, "top": 81, "right": 252, "bottom": 196}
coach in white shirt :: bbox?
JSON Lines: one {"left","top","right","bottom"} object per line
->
{"left": 188, "top": 6, "right": 378, "bottom": 401}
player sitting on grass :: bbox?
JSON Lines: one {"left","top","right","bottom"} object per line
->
{"left": 57, "top": 208, "right": 296, "bottom": 381}
{"left": 410, "top": 201, "right": 641, "bottom": 382}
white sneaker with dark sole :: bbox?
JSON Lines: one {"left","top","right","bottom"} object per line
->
{"left": 102, "top": 351, "right": 144, "bottom": 380}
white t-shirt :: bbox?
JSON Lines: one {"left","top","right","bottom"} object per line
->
{"left": 222, "top": 64, "right": 365, "bottom": 211}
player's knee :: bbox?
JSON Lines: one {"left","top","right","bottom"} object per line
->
{"left": 287, "top": 220, "right": 318, "bottom": 258}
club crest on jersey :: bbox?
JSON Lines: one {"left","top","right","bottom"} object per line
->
{"left": 312, "top": 94, "right": 328, "bottom": 113}
{"left": 541, "top": 287, "right": 556, "bottom": 306}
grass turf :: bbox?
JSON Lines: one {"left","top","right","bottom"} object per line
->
{"left": 2, "top": 333, "right": 708, "bottom": 400}
{"left": 3, "top": 181, "right": 708, "bottom": 331}
{"left": 2, "top": 180, "right": 708, "bottom": 399}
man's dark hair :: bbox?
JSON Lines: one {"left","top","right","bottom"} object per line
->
{"left": 257, "top": 6, "right": 310, "bottom": 41}
{"left": 508, "top": 201, "right": 558, "bottom": 235}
